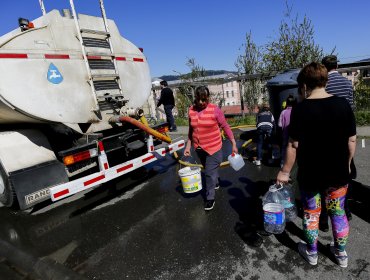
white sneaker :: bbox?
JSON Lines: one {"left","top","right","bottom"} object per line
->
{"left": 253, "top": 160, "right": 261, "bottom": 166}
{"left": 298, "top": 242, "right": 318, "bottom": 265}
{"left": 329, "top": 242, "right": 348, "bottom": 268}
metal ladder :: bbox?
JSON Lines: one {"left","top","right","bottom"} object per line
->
{"left": 38, "top": 0, "right": 126, "bottom": 118}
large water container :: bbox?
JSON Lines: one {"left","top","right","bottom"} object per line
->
{"left": 276, "top": 183, "right": 297, "bottom": 222}
{"left": 262, "top": 185, "right": 286, "bottom": 234}
{"left": 228, "top": 153, "right": 245, "bottom": 171}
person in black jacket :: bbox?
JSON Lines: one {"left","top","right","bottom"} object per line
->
{"left": 157, "top": 80, "right": 177, "bottom": 131}
{"left": 253, "top": 103, "right": 275, "bottom": 166}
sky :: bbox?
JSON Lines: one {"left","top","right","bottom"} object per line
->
{"left": 1, "top": 0, "right": 370, "bottom": 78}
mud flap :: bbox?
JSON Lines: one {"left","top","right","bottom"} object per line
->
{"left": 9, "top": 160, "right": 68, "bottom": 210}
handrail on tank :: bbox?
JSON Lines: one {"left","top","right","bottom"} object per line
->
{"left": 39, "top": 0, "right": 46, "bottom": 15}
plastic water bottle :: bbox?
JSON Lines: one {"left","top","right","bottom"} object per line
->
{"left": 262, "top": 185, "right": 286, "bottom": 234}
{"left": 277, "top": 183, "right": 297, "bottom": 222}
{"left": 228, "top": 153, "right": 245, "bottom": 171}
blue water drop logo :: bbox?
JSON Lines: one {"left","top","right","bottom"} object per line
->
{"left": 47, "top": 63, "right": 63, "bottom": 84}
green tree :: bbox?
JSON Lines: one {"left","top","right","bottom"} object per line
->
{"left": 354, "top": 77, "right": 370, "bottom": 125}
{"left": 174, "top": 58, "right": 225, "bottom": 117}
{"left": 235, "top": 31, "right": 266, "bottom": 114}
{"left": 262, "top": 3, "right": 324, "bottom": 72}
{"left": 173, "top": 58, "right": 205, "bottom": 118}
{"left": 175, "top": 86, "right": 192, "bottom": 119}
{"left": 354, "top": 77, "right": 370, "bottom": 110}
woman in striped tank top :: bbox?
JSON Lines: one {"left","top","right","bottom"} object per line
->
{"left": 184, "top": 86, "right": 238, "bottom": 211}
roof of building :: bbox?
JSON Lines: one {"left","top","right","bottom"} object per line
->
{"left": 167, "top": 73, "right": 238, "bottom": 87}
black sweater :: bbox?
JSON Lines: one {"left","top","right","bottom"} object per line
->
{"left": 157, "top": 87, "right": 175, "bottom": 106}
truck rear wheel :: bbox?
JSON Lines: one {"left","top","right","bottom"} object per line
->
{"left": 0, "top": 165, "right": 17, "bottom": 208}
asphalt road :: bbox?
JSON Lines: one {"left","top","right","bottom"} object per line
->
{"left": 0, "top": 135, "right": 369, "bottom": 280}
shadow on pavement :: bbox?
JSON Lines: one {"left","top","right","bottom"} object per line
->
{"left": 228, "top": 177, "right": 312, "bottom": 252}
{"left": 228, "top": 179, "right": 271, "bottom": 247}
{"left": 348, "top": 180, "right": 370, "bottom": 223}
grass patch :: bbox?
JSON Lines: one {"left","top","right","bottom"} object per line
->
{"left": 226, "top": 115, "right": 256, "bottom": 127}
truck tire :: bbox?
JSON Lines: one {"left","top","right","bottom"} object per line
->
{"left": 0, "top": 164, "right": 18, "bottom": 208}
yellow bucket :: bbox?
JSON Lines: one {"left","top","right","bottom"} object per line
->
{"left": 178, "top": 166, "right": 202, "bottom": 193}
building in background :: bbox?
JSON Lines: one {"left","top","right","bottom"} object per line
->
{"left": 144, "top": 60, "right": 370, "bottom": 122}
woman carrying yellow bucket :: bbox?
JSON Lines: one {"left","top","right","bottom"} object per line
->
{"left": 183, "top": 86, "right": 238, "bottom": 211}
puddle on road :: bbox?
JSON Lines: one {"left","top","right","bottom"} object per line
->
{"left": 92, "top": 181, "right": 148, "bottom": 211}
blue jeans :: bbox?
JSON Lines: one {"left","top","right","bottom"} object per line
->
{"left": 164, "top": 105, "right": 176, "bottom": 130}
{"left": 256, "top": 128, "right": 272, "bottom": 161}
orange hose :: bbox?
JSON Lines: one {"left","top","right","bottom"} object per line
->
{"left": 116, "top": 116, "right": 172, "bottom": 143}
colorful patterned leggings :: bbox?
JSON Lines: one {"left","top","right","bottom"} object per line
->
{"left": 301, "top": 185, "right": 349, "bottom": 253}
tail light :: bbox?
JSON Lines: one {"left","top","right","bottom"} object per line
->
{"left": 63, "top": 148, "right": 98, "bottom": 166}
{"left": 157, "top": 126, "right": 169, "bottom": 134}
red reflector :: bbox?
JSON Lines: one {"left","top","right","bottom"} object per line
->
{"left": 98, "top": 141, "right": 104, "bottom": 152}
{"left": 116, "top": 56, "right": 126, "bottom": 61}
{"left": 87, "top": 55, "right": 101, "bottom": 60}
{"left": 54, "top": 189, "right": 69, "bottom": 199}
{"left": 133, "top": 57, "right": 144, "bottom": 62}
{"left": 142, "top": 155, "right": 155, "bottom": 163}
{"left": 0, "top": 53, "right": 28, "bottom": 59}
{"left": 178, "top": 143, "right": 185, "bottom": 147}
{"left": 117, "top": 163, "right": 133, "bottom": 173}
{"left": 45, "top": 54, "right": 70, "bottom": 59}
{"left": 84, "top": 175, "right": 105, "bottom": 186}
{"left": 73, "top": 150, "right": 91, "bottom": 162}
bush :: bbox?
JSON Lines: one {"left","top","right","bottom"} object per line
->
{"left": 226, "top": 115, "right": 256, "bottom": 127}
{"left": 175, "top": 118, "right": 189, "bottom": 126}
{"left": 174, "top": 115, "right": 257, "bottom": 127}
{"left": 355, "top": 110, "right": 370, "bottom": 126}
{"left": 354, "top": 78, "right": 370, "bottom": 126}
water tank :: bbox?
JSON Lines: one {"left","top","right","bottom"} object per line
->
{"left": 0, "top": 10, "right": 151, "bottom": 129}
{"left": 266, "top": 69, "right": 300, "bottom": 121}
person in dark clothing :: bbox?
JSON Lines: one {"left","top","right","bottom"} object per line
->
{"left": 157, "top": 80, "right": 177, "bottom": 131}
{"left": 276, "top": 62, "right": 356, "bottom": 267}
{"left": 253, "top": 103, "right": 275, "bottom": 166}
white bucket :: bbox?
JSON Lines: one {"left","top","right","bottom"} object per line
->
{"left": 228, "top": 153, "right": 245, "bottom": 171}
{"left": 178, "top": 166, "right": 202, "bottom": 193}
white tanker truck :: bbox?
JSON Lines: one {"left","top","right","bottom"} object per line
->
{"left": 0, "top": 1, "right": 184, "bottom": 210}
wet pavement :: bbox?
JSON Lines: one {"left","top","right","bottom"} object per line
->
{"left": 0, "top": 130, "right": 369, "bottom": 280}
